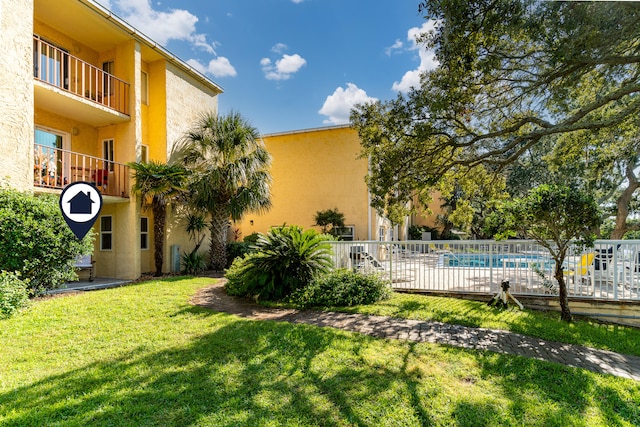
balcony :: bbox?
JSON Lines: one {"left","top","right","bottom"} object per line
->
{"left": 33, "top": 36, "right": 130, "bottom": 118}
{"left": 34, "top": 144, "right": 130, "bottom": 199}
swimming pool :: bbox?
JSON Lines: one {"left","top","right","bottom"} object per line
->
{"left": 443, "top": 253, "right": 553, "bottom": 269}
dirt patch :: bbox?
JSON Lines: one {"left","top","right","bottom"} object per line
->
{"left": 190, "top": 281, "right": 301, "bottom": 321}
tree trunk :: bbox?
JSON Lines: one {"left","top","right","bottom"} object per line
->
{"left": 553, "top": 258, "right": 572, "bottom": 322}
{"left": 209, "top": 204, "right": 230, "bottom": 271}
{"left": 610, "top": 161, "right": 640, "bottom": 240}
{"left": 152, "top": 202, "right": 166, "bottom": 277}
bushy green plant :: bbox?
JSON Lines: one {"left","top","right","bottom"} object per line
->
{"left": 224, "top": 225, "right": 333, "bottom": 301}
{"left": 0, "top": 188, "right": 93, "bottom": 295}
{"left": 226, "top": 241, "right": 251, "bottom": 267}
{"left": 0, "top": 271, "right": 29, "bottom": 318}
{"left": 181, "top": 251, "right": 207, "bottom": 275}
{"left": 289, "top": 269, "right": 391, "bottom": 308}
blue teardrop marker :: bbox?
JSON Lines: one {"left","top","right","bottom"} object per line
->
{"left": 59, "top": 182, "right": 103, "bottom": 240}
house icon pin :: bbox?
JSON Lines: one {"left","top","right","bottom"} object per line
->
{"left": 68, "top": 191, "right": 95, "bottom": 214}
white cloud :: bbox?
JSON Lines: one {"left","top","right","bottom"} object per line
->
{"left": 187, "top": 57, "right": 237, "bottom": 78}
{"left": 391, "top": 20, "right": 439, "bottom": 93}
{"left": 291, "top": 0, "right": 304, "bottom": 3}
{"left": 261, "top": 53, "right": 307, "bottom": 80}
{"left": 111, "top": 0, "right": 217, "bottom": 54}
{"left": 271, "top": 43, "right": 288, "bottom": 54}
{"left": 95, "top": 0, "right": 112, "bottom": 10}
{"left": 385, "top": 39, "right": 404, "bottom": 56}
{"left": 319, "top": 83, "right": 378, "bottom": 125}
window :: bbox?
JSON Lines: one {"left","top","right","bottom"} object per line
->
{"left": 379, "top": 226, "right": 387, "bottom": 242}
{"left": 141, "top": 144, "right": 149, "bottom": 163}
{"left": 335, "top": 225, "right": 355, "bottom": 241}
{"left": 141, "top": 70, "right": 149, "bottom": 105}
{"left": 102, "top": 139, "right": 114, "bottom": 172}
{"left": 100, "top": 216, "right": 112, "bottom": 251}
{"left": 140, "top": 217, "right": 149, "bottom": 250}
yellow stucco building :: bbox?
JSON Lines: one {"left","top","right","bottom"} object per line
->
{"left": 234, "top": 125, "right": 438, "bottom": 242}
{"left": 0, "top": 0, "right": 222, "bottom": 279}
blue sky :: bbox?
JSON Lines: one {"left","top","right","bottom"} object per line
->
{"left": 95, "top": 0, "right": 437, "bottom": 134}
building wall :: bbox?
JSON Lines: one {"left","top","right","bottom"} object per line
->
{"left": 0, "top": 0, "right": 34, "bottom": 190}
{"left": 164, "top": 62, "right": 218, "bottom": 157}
{"left": 234, "top": 126, "right": 376, "bottom": 241}
{"left": 0, "top": 0, "right": 223, "bottom": 279}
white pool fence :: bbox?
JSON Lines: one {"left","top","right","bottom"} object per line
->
{"left": 327, "top": 240, "right": 640, "bottom": 302}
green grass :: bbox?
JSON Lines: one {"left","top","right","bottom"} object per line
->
{"left": 1, "top": 277, "right": 638, "bottom": 426}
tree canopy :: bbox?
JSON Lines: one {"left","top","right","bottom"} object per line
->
{"left": 352, "top": 0, "right": 640, "bottom": 230}
{"left": 174, "top": 111, "right": 272, "bottom": 271}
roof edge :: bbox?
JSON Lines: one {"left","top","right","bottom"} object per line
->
{"left": 262, "top": 124, "right": 352, "bottom": 138}
{"left": 79, "top": 0, "right": 224, "bottom": 95}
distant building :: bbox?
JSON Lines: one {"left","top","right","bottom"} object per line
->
{"left": 234, "top": 125, "right": 442, "bottom": 242}
{"left": 0, "top": 0, "right": 222, "bottom": 279}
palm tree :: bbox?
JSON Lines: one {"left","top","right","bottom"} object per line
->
{"left": 174, "top": 111, "right": 272, "bottom": 271}
{"left": 129, "top": 160, "right": 188, "bottom": 276}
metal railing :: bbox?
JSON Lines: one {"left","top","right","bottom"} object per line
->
{"left": 328, "top": 240, "right": 640, "bottom": 302}
{"left": 34, "top": 144, "right": 130, "bottom": 198}
{"left": 33, "top": 36, "right": 130, "bottom": 115}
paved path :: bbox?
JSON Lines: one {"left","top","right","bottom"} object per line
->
{"left": 192, "top": 283, "right": 640, "bottom": 382}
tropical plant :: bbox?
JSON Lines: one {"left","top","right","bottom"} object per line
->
{"left": 224, "top": 225, "right": 333, "bottom": 301}
{"left": 0, "top": 188, "right": 92, "bottom": 294}
{"left": 128, "top": 160, "right": 188, "bottom": 276}
{"left": 180, "top": 211, "right": 208, "bottom": 274}
{"left": 487, "top": 185, "right": 602, "bottom": 321}
{"left": 289, "top": 269, "right": 391, "bottom": 308}
{"left": 181, "top": 251, "right": 207, "bottom": 275}
{"left": 174, "top": 111, "right": 272, "bottom": 271}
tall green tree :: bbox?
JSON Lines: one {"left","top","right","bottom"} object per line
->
{"left": 488, "top": 185, "right": 601, "bottom": 322}
{"left": 175, "top": 111, "right": 272, "bottom": 271}
{"left": 129, "top": 160, "right": 188, "bottom": 276}
{"left": 352, "top": 0, "right": 640, "bottom": 226}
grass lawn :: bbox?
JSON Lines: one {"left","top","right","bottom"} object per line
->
{"left": 0, "top": 277, "right": 638, "bottom": 426}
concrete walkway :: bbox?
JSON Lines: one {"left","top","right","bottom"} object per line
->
{"left": 283, "top": 311, "right": 640, "bottom": 382}
{"left": 192, "top": 284, "right": 640, "bottom": 382}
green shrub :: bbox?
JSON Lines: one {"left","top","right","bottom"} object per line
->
{"left": 181, "top": 251, "right": 207, "bottom": 275}
{"left": 224, "top": 225, "right": 333, "bottom": 301}
{"left": 289, "top": 269, "right": 392, "bottom": 308}
{"left": 0, "top": 188, "right": 93, "bottom": 295}
{"left": 226, "top": 241, "right": 251, "bottom": 267}
{"left": 0, "top": 271, "right": 29, "bottom": 318}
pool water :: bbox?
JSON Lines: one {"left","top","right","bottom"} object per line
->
{"left": 444, "top": 253, "right": 553, "bottom": 269}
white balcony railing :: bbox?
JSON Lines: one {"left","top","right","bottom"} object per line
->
{"left": 33, "top": 36, "right": 130, "bottom": 115}
{"left": 34, "top": 144, "right": 130, "bottom": 198}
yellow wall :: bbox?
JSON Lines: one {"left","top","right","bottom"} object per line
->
{"left": 235, "top": 126, "right": 373, "bottom": 240}
{"left": 1, "top": 0, "right": 34, "bottom": 190}
{"left": 18, "top": 0, "right": 223, "bottom": 279}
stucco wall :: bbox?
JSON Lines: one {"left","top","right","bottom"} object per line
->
{"left": 0, "top": 0, "right": 34, "bottom": 190}
{"left": 164, "top": 62, "right": 218, "bottom": 157}
{"left": 234, "top": 126, "right": 374, "bottom": 240}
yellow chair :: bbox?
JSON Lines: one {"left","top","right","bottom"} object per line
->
{"left": 564, "top": 253, "right": 595, "bottom": 294}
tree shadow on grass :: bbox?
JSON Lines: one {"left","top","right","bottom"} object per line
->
{"left": 2, "top": 307, "right": 638, "bottom": 426}
{"left": 0, "top": 315, "right": 434, "bottom": 426}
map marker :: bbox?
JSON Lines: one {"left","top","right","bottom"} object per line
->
{"left": 59, "top": 182, "right": 103, "bottom": 240}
